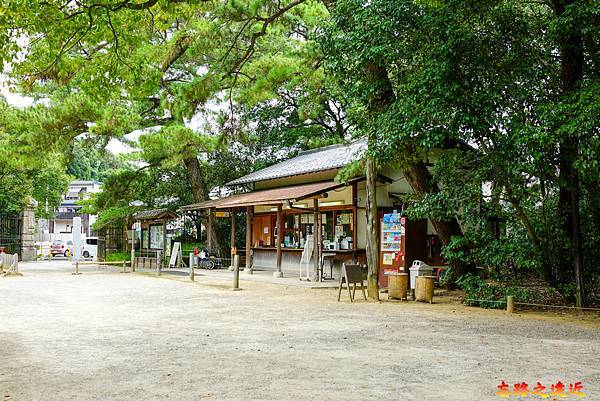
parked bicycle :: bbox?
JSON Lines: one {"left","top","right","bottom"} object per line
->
{"left": 195, "top": 248, "right": 223, "bottom": 270}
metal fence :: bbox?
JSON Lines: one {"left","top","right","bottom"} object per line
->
{"left": 0, "top": 214, "right": 21, "bottom": 257}
{"left": 97, "top": 227, "right": 128, "bottom": 260}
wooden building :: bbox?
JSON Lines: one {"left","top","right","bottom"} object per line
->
{"left": 181, "top": 139, "right": 444, "bottom": 284}
{"left": 132, "top": 208, "right": 178, "bottom": 260}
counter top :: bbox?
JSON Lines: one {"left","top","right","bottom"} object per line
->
{"left": 252, "top": 247, "right": 364, "bottom": 253}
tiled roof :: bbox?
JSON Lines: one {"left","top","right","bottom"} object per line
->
{"left": 132, "top": 208, "right": 178, "bottom": 221}
{"left": 180, "top": 181, "right": 345, "bottom": 211}
{"left": 227, "top": 139, "right": 367, "bottom": 186}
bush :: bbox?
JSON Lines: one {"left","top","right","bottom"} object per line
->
{"left": 456, "top": 273, "right": 532, "bottom": 309}
{"left": 105, "top": 252, "right": 130, "bottom": 262}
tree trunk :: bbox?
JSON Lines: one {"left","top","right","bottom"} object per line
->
{"left": 508, "top": 194, "right": 552, "bottom": 283}
{"left": 365, "top": 155, "right": 380, "bottom": 300}
{"left": 183, "top": 156, "right": 206, "bottom": 202}
{"left": 182, "top": 156, "right": 227, "bottom": 256}
{"left": 554, "top": 0, "right": 586, "bottom": 306}
{"left": 403, "top": 160, "right": 476, "bottom": 277}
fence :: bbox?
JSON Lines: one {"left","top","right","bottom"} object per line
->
{"left": 0, "top": 214, "right": 21, "bottom": 257}
{"left": 97, "top": 227, "right": 128, "bottom": 261}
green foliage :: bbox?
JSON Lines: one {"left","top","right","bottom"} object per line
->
{"left": 105, "top": 252, "right": 130, "bottom": 262}
{"left": 66, "top": 139, "right": 125, "bottom": 181}
{"left": 323, "top": 0, "right": 599, "bottom": 303}
{"left": 456, "top": 273, "right": 531, "bottom": 309}
{"left": 0, "top": 101, "right": 70, "bottom": 215}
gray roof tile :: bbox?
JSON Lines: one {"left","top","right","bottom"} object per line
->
{"left": 227, "top": 139, "right": 366, "bottom": 186}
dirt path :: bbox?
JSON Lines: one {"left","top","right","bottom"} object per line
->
{"left": 1, "top": 262, "right": 598, "bottom": 400}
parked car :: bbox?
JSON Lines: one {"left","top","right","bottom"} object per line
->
{"left": 82, "top": 237, "right": 98, "bottom": 259}
{"left": 50, "top": 240, "right": 71, "bottom": 257}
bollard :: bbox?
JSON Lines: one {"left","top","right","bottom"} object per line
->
{"left": 232, "top": 254, "right": 241, "bottom": 291}
{"left": 132, "top": 258, "right": 136, "bottom": 273}
{"left": 122, "top": 261, "right": 127, "bottom": 273}
{"left": 72, "top": 261, "right": 80, "bottom": 275}
{"left": 189, "top": 254, "right": 195, "bottom": 282}
{"left": 157, "top": 250, "right": 161, "bottom": 277}
{"left": 506, "top": 295, "right": 514, "bottom": 314}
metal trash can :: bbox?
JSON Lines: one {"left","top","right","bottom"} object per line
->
{"left": 387, "top": 272, "right": 408, "bottom": 300}
{"left": 409, "top": 260, "right": 434, "bottom": 289}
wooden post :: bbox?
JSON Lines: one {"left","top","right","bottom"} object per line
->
{"left": 274, "top": 204, "right": 283, "bottom": 278}
{"left": 207, "top": 207, "right": 214, "bottom": 251}
{"left": 365, "top": 155, "right": 380, "bottom": 300}
{"left": 352, "top": 181, "right": 358, "bottom": 251}
{"left": 229, "top": 209, "right": 236, "bottom": 271}
{"left": 313, "top": 199, "right": 319, "bottom": 282}
{"left": 313, "top": 198, "right": 323, "bottom": 282}
{"left": 131, "top": 223, "right": 136, "bottom": 272}
{"left": 506, "top": 295, "right": 514, "bottom": 314}
{"left": 122, "top": 261, "right": 126, "bottom": 273}
{"left": 244, "top": 206, "right": 253, "bottom": 274}
{"left": 131, "top": 222, "right": 141, "bottom": 273}
{"left": 157, "top": 250, "right": 161, "bottom": 277}
{"left": 162, "top": 219, "right": 167, "bottom": 269}
{"left": 232, "top": 254, "right": 241, "bottom": 290}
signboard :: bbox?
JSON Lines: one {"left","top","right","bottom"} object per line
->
{"left": 149, "top": 225, "right": 164, "bottom": 249}
{"left": 383, "top": 253, "right": 394, "bottom": 265}
{"left": 337, "top": 264, "right": 366, "bottom": 302}
{"left": 169, "top": 242, "right": 182, "bottom": 268}
{"left": 142, "top": 229, "right": 149, "bottom": 249}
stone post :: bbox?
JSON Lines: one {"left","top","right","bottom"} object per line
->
{"left": 20, "top": 198, "right": 38, "bottom": 262}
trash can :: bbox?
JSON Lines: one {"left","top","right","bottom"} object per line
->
{"left": 415, "top": 275, "right": 436, "bottom": 303}
{"left": 387, "top": 272, "right": 408, "bottom": 300}
{"left": 409, "top": 260, "right": 434, "bottom": 289}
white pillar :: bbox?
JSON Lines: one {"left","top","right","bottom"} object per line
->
{"left": 73, "top": 217, "right": 82, "bottom": 261}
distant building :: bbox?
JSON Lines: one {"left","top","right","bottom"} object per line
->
{"left": 44, "top": 180, "right": 102, "bottom": 241}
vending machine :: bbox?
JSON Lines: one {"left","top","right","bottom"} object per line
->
{"left": 379, "top": 210, "right": 427, "bottom": 288}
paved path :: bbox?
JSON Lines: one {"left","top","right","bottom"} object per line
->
{"left": 1, "top": 262, "right": 598, "bottom": 400}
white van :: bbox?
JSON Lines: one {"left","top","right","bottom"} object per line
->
{"left": 82, "top": 237, "right": 99, "bottom": 259}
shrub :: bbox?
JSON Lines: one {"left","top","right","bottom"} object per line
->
{"left": 456, "top": 273, "right": 532, "bottom": 309}
{"left": 105, "top": 252, "right": 130, "bottom": 262}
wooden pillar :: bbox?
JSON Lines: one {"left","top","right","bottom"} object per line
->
{"left": 207, "top": 207, "right": 214, "bottom": 251}
{"left": 244, "top": 206, "right": 253, "bottom": 273}
{"left": 365, "top": 156, "right": 380, "bottom": 300}
{"left": 232, "top": 254, "right": 241, "bottom": 291}
{"left": 274, "top": 204, "right": 283, "bottom": 278}
{"left": 352, "top": 182, "right": 358, "bottom": 251}
{"left": 229, "top": 208, "right": 236, "bottom": 270}
{"left": 161, "top": 219, "right": 167, "bottom": 271}
{"left": 130, "top": 222, "right": 136, "bottom": 272}
{"left": 313, "top": 198, "right": 321, "bottom": 282}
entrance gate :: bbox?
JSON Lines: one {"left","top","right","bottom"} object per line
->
{"left": 0, "top": 214, "right": 22, "bottom": 257}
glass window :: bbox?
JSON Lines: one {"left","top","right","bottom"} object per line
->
{"left": 284, "top": 214, "right": 298, "bottom": 229}
{"left": 321, "top": 211, "right": 334, "bottom": 241}
{"left": 86, "top": 238, "right": 98, "bottom": 245}
{"left": 299, "top": 213, "right": 314, "bottom": 248}
{"left": 150, "top": 225, "right": 164, "bottom": 249}
{"left": 334, "top": 210, "right": 353, "bottom": 240}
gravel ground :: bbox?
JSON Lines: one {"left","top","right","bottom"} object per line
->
{"left": 1, "top": 261, "right": 599, "bottom": 401}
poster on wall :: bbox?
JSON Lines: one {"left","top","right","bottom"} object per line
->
{"left": 150, "top": 225, "right": 164, "bottom": 249}
{"left": 142, "top": 229, "right": 149, "bottom": 249}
